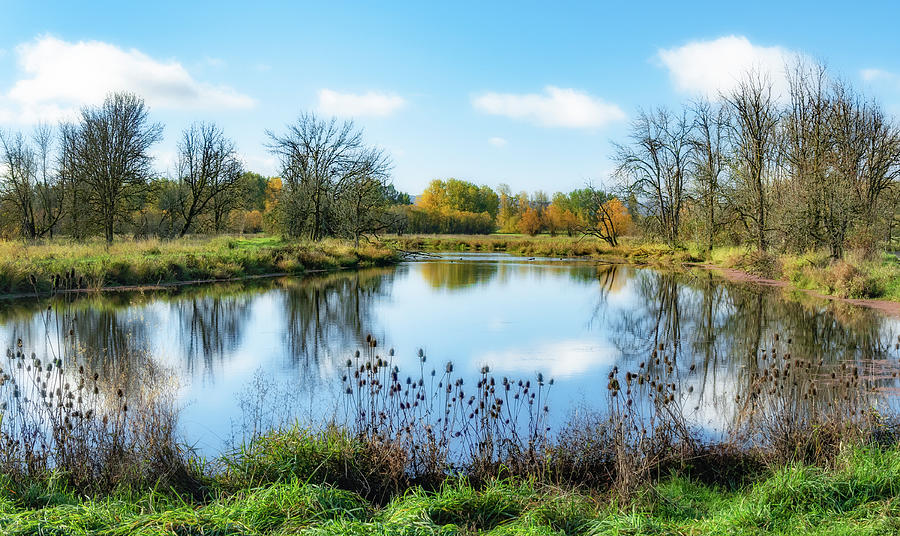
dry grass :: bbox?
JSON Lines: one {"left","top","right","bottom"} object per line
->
{"left": 0, "top": 235, "right": 397, "bottom": 295}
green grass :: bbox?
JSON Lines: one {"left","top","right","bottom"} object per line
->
{"left": 5, "top": 432, "right": 900, "bottom": 535}
{"left": 0, "top": 235, "right": 398, "bottom": 295}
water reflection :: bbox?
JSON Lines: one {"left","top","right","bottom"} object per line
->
{"left": 281, "top": 267, "right": 395, "bottom": 365}
{"left": 0, "top": 253, "right": 897, "bottom": 453}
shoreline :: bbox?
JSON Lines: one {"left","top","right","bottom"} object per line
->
{"left": 0, "top": 236, "right": 399, "bottom": 298}
{"left": 388, "top": 234, "right": 900, "bottom": 317}
{"left": 687, "top": 262, "right": 900, "bottom": 318}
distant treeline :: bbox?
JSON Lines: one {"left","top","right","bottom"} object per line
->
{"left": 390, "top": 178, "right": 631, "bottom": 246}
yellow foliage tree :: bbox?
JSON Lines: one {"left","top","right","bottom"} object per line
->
{"left": 517, "top": 206, "right": 543, "bottom": 236}
{"left": 263, "top": 177, "right": 283, "bottom": 232}
{"left": 604, "top": 198, "right": 631, "bottom": 237}
{"left": 547, "top": 203, "right": 579, "bottom": 236}
{"left": 587, "top": 197, "right": 631, "bottom": 246}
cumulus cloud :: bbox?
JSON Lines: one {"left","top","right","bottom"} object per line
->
{"left": 316, "top": 89, "right": 406, "bottom": 118}
{"left": 0, "top": 36, "right": 255, "bottom": 124}
{"left": 472, "top": 86, "right": 625, "bottom": 128}
{"left": 657, "top": 35, "right": 800, "bottom": 98}
{"left": 488, "top": 136, "right": 507, "bottom": 147}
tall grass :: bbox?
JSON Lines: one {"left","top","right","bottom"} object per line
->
{"left": 0, "top": 235, "right": 397, "bottom": 295}
{"left": 0, "top": 303, "right": 202, "bottom": 496}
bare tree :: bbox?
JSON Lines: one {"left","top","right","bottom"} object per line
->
{"left": 334, "top": 147, "right": 393, "bottom": 245}
{"left": 32, "top": 124, "right": 65, "bottom": 238}
{"left": 725, "top": 73, "right": 780, "bottom": 252}
{"left": 854, "top": 98, "right": 900, "bottom": 233}
{"left": 689, "top": 99, "right": 730, "bottom": 253}
{"left": 823, "top": 81, "right": 867, "bottom": 258}
{"left": 267, "top": 112, "right": 387, "bottom": 240}
{"left": 59, "top": 122, "right": 86, "bottom": 240}
{"left": 175, "top": 122, "right": 243, "bottom": 236}
{"left": 781, "top": 60, "right": 832, "bottom": 252}
{"left": 67, "top": 93, "right": 162, "bottom": 243}
{"left": 614, "top": 108, "right": 692, "bottom": 245}
{"left": 0, "top": 131, "right": 38, "bottom": 238}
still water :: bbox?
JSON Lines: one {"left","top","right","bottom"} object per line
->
{"left": 1, "top": 253, "right": 899, "bottom": 454}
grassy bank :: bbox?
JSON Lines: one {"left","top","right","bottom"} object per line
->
{"left": 3, "top": 437, "right": 900, "bottom": 535}
{"left": 387, "top": 234, "right": 900, "bottom": 302}
{"left": 387, "top": 233, "right": 697, "bottom": 265}
{"left": 0, "top": 235, "right": 398, "bottom": 296}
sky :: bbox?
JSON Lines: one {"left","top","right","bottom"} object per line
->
{"left": 1, "top": 1, "right": 900, "bottom": 195}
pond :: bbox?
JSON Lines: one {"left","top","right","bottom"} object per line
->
{"left": 1, "top": 253, "right": 899, "bottom": 455}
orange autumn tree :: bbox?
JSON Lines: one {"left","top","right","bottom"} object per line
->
{"left": 581, "top": 186, "right": 631, "bottom": 246}
{"left": 517, "top": 206, "right": 543, "bottom": 235}
{"left": 547, "top": 192, "right": 580, "bottom": 236}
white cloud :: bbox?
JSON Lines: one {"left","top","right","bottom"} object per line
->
{"left": 0, "top": 36, "right": 255, "bottom": 124}
{"left": 477, "top": 339, "right": 620, "bottom": 378}
{"left": 861, "top": 68, "right": 900, "bottom": 87}
{"left": 316, "top": 89, "right": 406, "bottom": 118}
{"left": 241, "top": 153, "right": 278, "bottom": 175}
{"left": 472, "top": 86, "right": 625, "bottom": 128}
{"left": 657, "top": 35, "right": 799, "bottom": 98}
{"left": 488, "top": 136, "right": 507, "bottom": 147}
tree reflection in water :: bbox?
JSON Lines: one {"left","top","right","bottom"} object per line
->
{"left": 606, "top": 267, "right": 898, "bottom": 432}
{"left": 0, "top": 255, "right": 897, "bottom": 454}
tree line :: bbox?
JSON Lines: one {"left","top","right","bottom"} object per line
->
{"left": 391, "top": 178, "right": 631, "bottom": 245}
{"left": 614, "top": 61, "right": 900, "bottom": 258}
{"left": 3, "top": 58, "right": 898, "bottom": 256}
{"left": 0, "top": 94, "right": 406, "bottom": 244}
{"left": 0, "top": 91, "right": 630, "bottom": 246}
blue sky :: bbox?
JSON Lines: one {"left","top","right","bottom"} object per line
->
{"left": 2, "top": 1, "right": 900, "bottom": 195}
